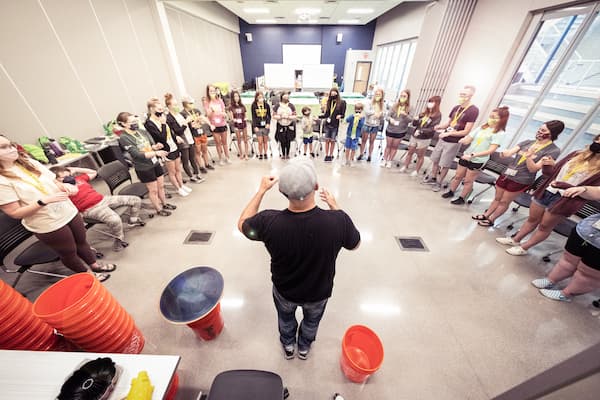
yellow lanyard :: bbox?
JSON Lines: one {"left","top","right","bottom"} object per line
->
{"left": 561, "top": 160, "right": 589, "bottom": 181}
{"left": 420, "top": 115, "right": 429, "bottom": 127}
{"left": 133, "top": 131, "right": 151, "bottom": 152}
{"left": 256, "top": 103, "right": 266, "bottom": 118}
{"left": 165, "top": 124, "right": 173, "bottom": 141}
{"left": 16, "top": 165, "right": 49, "bottom": 195}
{"left": 191, "top": 110, "right": 199, "bottom": 120}
{"left": 517, "top": 141, "right": 553, "bottom": 165}
{"left": 474, "top": 128, "right": 493, "bottom": 147}
{"left": 351, "top": 115, "right": 360, "bottom": 137}
{"left": 329, "top": 101, "right": 337, "bottom": 116}
{"left": 451, "top": 105, "right": 471, "bottom": 127}
{"left": 397, "top": 104, "right": 406, "bottom": 116}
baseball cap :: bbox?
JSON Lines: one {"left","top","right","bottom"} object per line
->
{"left": 279, "top": 158, "right": 318, "bottom": 200}
{"left": 181, "top": 95, "right": 195, "bottom": 104}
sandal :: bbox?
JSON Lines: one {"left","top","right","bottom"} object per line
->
{"left": 478, "top": 219, "right": 494, "bottom": 227}
{"left": 471, "top": 214, "right": 488, "bottom": 221}
{"left": 163, "top": 203, "right": 177, "bottom": 210}
{"left": 157, "top": 209, "right": 171, "bottom": 216}
{"left": 91, "top": 262, "right": 117, "bottom": 273}
{"left": 93, "top": 272, "right": 110, "bottom": 282}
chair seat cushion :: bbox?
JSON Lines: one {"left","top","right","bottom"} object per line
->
{"left": 14, "top": 241, "right": 60, "bottom": 266}
{"left": 476, "top": 172, "right": 496, "bottom": 185}
{"left": 207, "top": 370, "right": 283, "bottom": 400}
{"left": 118, "top": 182, "right": 148, "bottom": 198}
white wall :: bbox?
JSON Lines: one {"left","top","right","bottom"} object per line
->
{"left": 373, "top": 1, "right": 430, "bottom": 46}
{"left": 0, "top": 0, "right": 243, "bottom": 144}
{"left": 164, "top": 0, "right": 241, "bottom": 33}
{"left": 342, "top": 50, "right": 374, "bottom": 92}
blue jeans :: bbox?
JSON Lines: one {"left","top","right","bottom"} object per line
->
{"left": 272, "top": 286, "right": 328, "bottom": 351}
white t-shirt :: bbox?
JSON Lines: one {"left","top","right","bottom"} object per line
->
{"left": 175, "top": 113, "right": 194, "bottom": 145}
{"left": 0, "top": 160, "right": 78, "bottom": 233}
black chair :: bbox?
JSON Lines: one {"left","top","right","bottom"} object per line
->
{"left": 542, "top": 201, "right": 600, "bottom": 262}
{"left": 206, "top": 370, "right": 288, "bottom": 400}
{"left": 506, "top": 175, "right": 548, "bottom": 230}
{"left": 467, "top": 152, "right": 510, "bottom": 204}
{"left": 96, "top": 160, "right": 149, "bottom": 198}
{"left": 0, "top": 212, "right": 65, "bottom": 290}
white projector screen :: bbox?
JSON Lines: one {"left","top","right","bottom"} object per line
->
{"left": 302, "top": 64, "right": 335, "bottom": 89}
{"left": 282, "top": 44, "right": 321, "bottom": 65}
{"left": 264, "top": 64, "right": 295, "bottom": 88}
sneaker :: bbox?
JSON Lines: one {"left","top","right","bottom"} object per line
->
{"left": 357, "top": 154, "right": 363, "bottom": 161}
{"left": 310, "top": 153, "right": 315, "bottom": 158}
{"left": 539, "top": 289, "right": 572, "bottom": 302}
{"left": 283, "top": 345, "right": 295, "bottom": 360}
{"left": 531, "top": 277, "right": 555, "bottom": 289}
{"left": 226, "top": 158, "right": 232, "bottom": 164}
{"left": 431, "top": 183, "right": 442, "bottom": 192}
{"left": 379, "top": 161, "right": 386, "bottom": 168}
{"left": 199, "top": 168, "right": 208, "bottom": 174}
{"left": 422, "top": 177, "right": 437, "bottom": 185}
{"left": 157, "top": 209, "right": 172, "bottom": 216}
{"left": 386, "top": 161, "right": 392, "bottom": 169}
{"left": 367, "top": 156, "right": 372, "bottom": 162}
{"left": 127, "top": 219, "right": 145, "bottom": 228}
{"left": 264, "top": 154, "right": 269, "bottom": 159}
{"left": 450, "top": 197, "right": 465, "bottom": 205}
{"left": 93, "top": 272, "right": 110, "bottom": 282}
{"left": 163, "top": 203, "right": 177, "bottom": 210}
{"left": 410, "top": 170, "right": 418, "bottom": 177}
{"left": 190, "top": 176, "right": 199, "bottom": 183}
{"left": 506, "top": 245, "right": 528, "bottom": 256}
{"left": 182, "top": 185, "right": 193, "bottom": 193}
{"left": 441, "top": 190, "right": 454, "bottom": 199}
{"left": 177, "top": 188, "right": 189, "bottom": 197}
{"left": 258, "top": 154, "right": 263, "bottom": 160}
{"left": 113, "top": 240, "right": 125, "bottom": 252}
{"left": 298, "top": 348, "right": 310, "bottom": 360}
{"left": 496, "top": 237, "right": 519, "bottom": 246}
{"left": 206, "top": 164, "right": 215, "bottom": 170}
{"left": 218, "top": 160, "right": 225, "bottom": 166}
{"left": 324, "top": 156, "right": 329, "bottom": 162}
{"left": 399, "top": 166, "right": 407, "bottom": 173}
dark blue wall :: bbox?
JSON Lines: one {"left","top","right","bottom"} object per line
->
{"left": 238, "top": 19, "right": 376, "bottom": 85}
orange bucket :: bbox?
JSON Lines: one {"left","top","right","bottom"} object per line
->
{"left": 32, "top": 273, "right": 145, "bottom": 353}
{"left": 0, "top": 279, "right": 58, "bottom": 351}
{"left": 340, "top": 325, "right": 384, "bottom": 383}
{"left": 160, "top": 267, "right": 225, "bottom": 341}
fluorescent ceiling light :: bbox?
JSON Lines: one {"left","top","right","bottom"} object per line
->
{"left": 347, "top": 8, "right": 374, "bottom": 14}
{"left": 338, "top": 19, "right": 360, "bottom": 24}
{"left": 294, "top": 8, "right": 321, "bottom": 15}
{"left": 256, "top": 19, "right": 277, "bottom": 24}
{"left": 244, "top": 8, "right": 270, "bottom": 14}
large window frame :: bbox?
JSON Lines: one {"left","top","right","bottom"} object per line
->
{"left": 371, "top": 38, "right": 417, "bottom": 102}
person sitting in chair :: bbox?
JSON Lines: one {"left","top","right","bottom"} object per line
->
{"left": 51, "top": 166, "right": 145, "bottom": 252}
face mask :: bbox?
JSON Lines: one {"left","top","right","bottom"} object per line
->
{"left": 154, "top": 111, "right": 163, "bottom": 118}
{"left": 458, "top": 97, "right": 467, "bottom": 105}
{"left": 210, "top": 93, "right": 216, "bottom": 99}
{"left": 172, "top": 106, "right": 180, "bottom": 114}
{"left": 0, "top": 147, "right": 18, "bottom": 162}
{"left": 399, "top": 98, "right": 407, "bottom": 104}
{"left": 487, "top": 118, "right": 499, "bottom": 126}
{"left": 374, "top": 95, "right": 382, "bottom": 101}
{"left": 536, "top": 131, "right": 551, "bottom": 140}
{"left": 590, "top": 142, "right": 600, "bottom": 154}
{"left": 330, "top": 93, "right": 337, "bottom": 98}
{"left": 62, "top": 176, "right": 76, "bottom": 185}
{"left": 355, "top": 111, "right": 362, "bottom": 116}
{"left": 129, "top": 123, "right": 139, "bottom": 131}
{"left": 427, "top": 102, "right": 435, "bottom": 109}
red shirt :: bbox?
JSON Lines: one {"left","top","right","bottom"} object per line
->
{"left": 69, "top": 174, "right": 103, "bottom": 212}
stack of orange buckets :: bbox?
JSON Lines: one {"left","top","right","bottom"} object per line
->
{"left": 32, "top": 273, "right": 145, "bottom": 354}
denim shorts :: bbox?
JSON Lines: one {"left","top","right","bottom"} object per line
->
{"left": 362, "top": 125, "right": 379, "bottom": 135}
{"left": 323, "top": 125, "right": 338, "bottom": 140}
{"left": 533, "top": 189, "right": 562, "bottom": 209}
{"left": 303, "top": 137, "right": 313, "bottom": 144}
{"left": 345, "top": 137, "right": 359, "bottom": 150}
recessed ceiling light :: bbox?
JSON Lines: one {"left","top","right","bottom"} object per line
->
{"left": 338, "top": 19, "right": 360, "bottom": 24}
{"left": 244, "top": 8, "right": 270, "bottom": 14}
{"left": 294, "top": 8, "right": 321, "bottom": 15}
{"left": 256, "top": 19, "right": 277, "bottom": 24}
{"left": 347, "top": 8, "right": 374, "bottom": 15}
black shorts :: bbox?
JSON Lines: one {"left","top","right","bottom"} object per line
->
{"left": 565, "top": 228, "right": 600, "bottom": 270}
{"left": 136, "top": 164, "right": 164, "bottom": 183}
{"left": 386, "top": 132, "right": 406, "bottom": 139}
{"left": 166, "top": 150, "right": 180, "bottom": 161}
{"left": 458, "top": 158, "right": 484, "bottom": 170}
{"left": 212, "top": 126, "right": 227, "bottom": 133}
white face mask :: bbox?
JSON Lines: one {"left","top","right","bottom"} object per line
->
{"left": 427, "top": 102, "right": 435, "bottom": 109}
{"left": 0, "top": 146, "right": 19, "bottom": 162}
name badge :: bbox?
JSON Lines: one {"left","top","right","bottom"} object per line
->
{"left": 214, "top": 117, "right": 222, "bottom": 124}
{"left": 151, "top": 156, "right": 158, "bottom": 164}
{"left": 504, "top": 168, "right": 517, "bottom": 176}
{"left": 198, "top": 128, "right": 203, "bottom": 134}
{"left": 235, "top": 118, "right": 243, "bottom": 124}
{"left": 260, "top": 121, "right": 266, "bottom": 126}
{"left": 392, "top": 120, "right": 400, "bottom": 126}
{"left": 414, "top": 130, "right": 420, "bottom": 137}
{"left": 326, "top": 118, "right": 331, "bottom": 123}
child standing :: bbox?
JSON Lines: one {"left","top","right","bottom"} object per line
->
{"left": 300, "top": 106, "right": 315, "bottom": 157}
{"left": 344, "top": 103, "right": 365, "bottom": 166}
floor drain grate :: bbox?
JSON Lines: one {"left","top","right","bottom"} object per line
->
{"left": 184, "top": 230, "right": 215, "bottom": 245}
{"left": 395, "top": 236, "right": 429, "bottom": 252}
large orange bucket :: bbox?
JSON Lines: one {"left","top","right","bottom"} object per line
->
{"left": 159, "top": 267, "right": 225, "bottom": 341}
{"left": 0, "top": 279, "right": 58, "bottom": 351}
{"left": 340, "top": 325, "right": 384, "bottom": 383}
{"left": 32, "top": 273, "right": 145, "bottom": 353}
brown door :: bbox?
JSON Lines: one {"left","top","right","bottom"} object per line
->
{"left": 353, "top": 61, "right": 372, "bottom": 93}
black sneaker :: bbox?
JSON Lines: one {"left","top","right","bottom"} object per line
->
{"left": 310, "top": 153, "right": 315, "bottom": 158}
{"left": 206, "top": 164, "right": 215, "bottom": 170}
{"left": 258, "top": 154, "right": 263, "bottom": 159}
{"left": 264, "top": 154, "right": 268, "bottom": 159}
{"left": 127, "top": 219, "right": 146, "bottom": 227}
{"left": 190, "top": 176, "right": 199, "bottom": 182}
{"left": 297, "top": 348, "right": 309, "bottom": 360}
{"left": 199, "top": 167, "right": 208, "bottom": 174}
{"left": 283, "top": 345, "right": 295, "bottom": 360}
{"left": 441, "top": 190, "right": 454, "bottom": 199}
{"left": 324, "top": 155, "right": 329, "bottom": 161}
{"left": 163, "top": 203, "right": 177, "bottom": 210}
{"left": 357, "top": 154, "right": 363, "bottom": 161}
{"left": 451, "top": 197, "right": 466, "bottom": 205}
{"left": 367, "top": 156, "right": 372, "bottom": 162}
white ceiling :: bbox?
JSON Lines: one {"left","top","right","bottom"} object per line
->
{"left": 211, "top": 0, "right": 413, "bottom": 25}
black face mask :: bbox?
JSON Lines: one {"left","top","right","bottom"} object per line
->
{"left": 155, "top": 112, "right": 163, "bottom": 117}
{"left": 590, "top": 142, "right": 600, "bottom": 154}
{"left": 62, "top": 176, "right": 76, "bottom": 185}
{"left": 129, "top": 123, "right": 139, "bottom": 131}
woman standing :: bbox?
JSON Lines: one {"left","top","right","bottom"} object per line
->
{"left": 320, "top": 87, "right": 346, "bottom": 162}
{"left": 181, "top": 96, "right": 213, "bottom": 173}
{"left": 229, "top": 91, "right": 250, "bottom": 160}
{"left": 498, "top": 134, "right": 600, "bottom": 255}
{"left": 399, "top": 96, "right": 442, "bottom": 176}
{"left": 358, "top": 87, "right": 385, "bottom": 162}
{"left": 143, "top": 98, "right": 191, "bottom": 197}
{"left": 473, "top": 120, "right": 563, "bottom": 226}
{"left": 165, "top": 93, "right": 203, "bottom": 183}
{"left": 273, "top": 91, "right": 297, "bottom": 159}
{"left": 118, "top": 112, "right": 176, "bottom": 216}
{"left": 0, "top": 135, "right": 115, "bottom": 281}
{"left": 204, "top": 84, "right": 231, "bottom": 165}
{"left": 441, "top": 107, "right": 510, "bottom": 204}
{"left": 251, "top": 91, "right": 271, "bottom": 160}
{"left": 382, "top": 90, "right": 411, "bottom": 168}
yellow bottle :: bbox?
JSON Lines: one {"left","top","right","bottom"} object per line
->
{"left": 126, "top": 371, "right": 154, "bottom": 400}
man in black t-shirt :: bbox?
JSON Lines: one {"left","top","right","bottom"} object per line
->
{"left": 238, "top": 158, "right": 360, "bottom": 360}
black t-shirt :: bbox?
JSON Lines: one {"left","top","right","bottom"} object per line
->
{"left": 443, "top": 104, "right": 479, "bottom": 143}
{"left": 243, "top": 206, "right": 360, "bottom": 303}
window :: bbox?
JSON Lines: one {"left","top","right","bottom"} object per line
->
{"left": 498, "top": 3, "right": 600, "bottom": 154}
{"left": 371, "top": 39, "right": 417, "bottom": 102}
